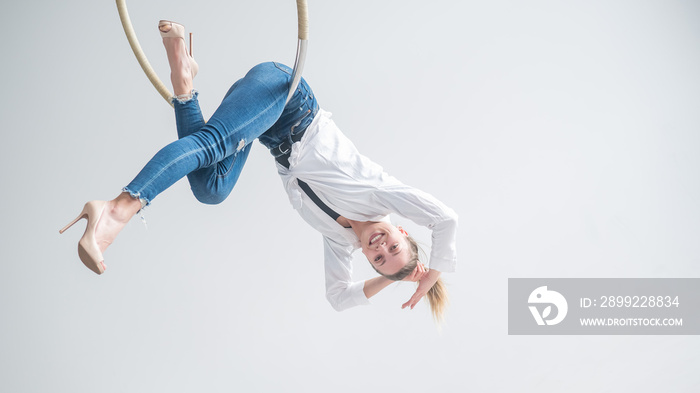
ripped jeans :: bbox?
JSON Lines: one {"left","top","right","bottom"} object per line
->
{"left": 123, "top": 62, "right": 318, "bottom": 206}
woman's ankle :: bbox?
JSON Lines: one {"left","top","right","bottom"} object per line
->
{"left": 112, "top": 192, "right": 144, "bottom": 220}
{"left": 171, "top": 68, "right": 193, "bottom": 97}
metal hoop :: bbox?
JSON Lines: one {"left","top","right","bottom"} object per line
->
{"left": 115, "top": 0, "right": 309, "bottom": 107}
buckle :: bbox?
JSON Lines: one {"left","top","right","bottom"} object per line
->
{"left": 278, "top": 144, "right": 291, "bottom": 155}
{"left": 272, "top": 142, "right": 291, "bottom": 158}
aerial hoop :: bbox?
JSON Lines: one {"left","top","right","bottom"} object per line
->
{"left": 115, "top": 0, "right": 309, "bottom": 107}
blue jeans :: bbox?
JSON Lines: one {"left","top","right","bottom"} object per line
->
{"left": 123, "top": 62, "right": 318, "bottom": 205}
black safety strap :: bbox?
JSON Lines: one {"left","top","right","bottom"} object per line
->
{"left": 297, "top": 179, "right": 341, "bottom": 221}
{"left": 273, "top": 126, "right": 342, "bottom": 222}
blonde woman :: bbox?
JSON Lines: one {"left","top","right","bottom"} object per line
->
{"left": 61, "top": 21, "right": 457, "bottom": 321}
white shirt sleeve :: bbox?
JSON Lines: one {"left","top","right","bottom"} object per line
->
{"left": 375, "top": 184, "right": 458, "bottom": 273}
{"left": 323, "top": 236, "right": 372, "bottom": 311}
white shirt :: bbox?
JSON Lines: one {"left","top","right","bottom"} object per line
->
{"left": 276, "top": 109, "right": 458, "bottom": 311}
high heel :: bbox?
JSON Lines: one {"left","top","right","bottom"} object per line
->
{"left": 158, "top": 20, "right": 199, "bottom": 79}
{"left": 60, "top": 201, "right": 108, "bottom": 275}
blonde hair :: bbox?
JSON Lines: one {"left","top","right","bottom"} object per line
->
{"left": 370, "top": 234, "right": 449, "bottom": 323}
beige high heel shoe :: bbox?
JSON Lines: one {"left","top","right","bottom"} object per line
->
{"left": 59, "top": 201, "right": 109, "bottom": 275}
{"left": 158, "top": 20, "right": 199, "bottom": 79}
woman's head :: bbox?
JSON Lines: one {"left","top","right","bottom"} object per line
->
{"left": 361, "top": 223, "right": 449, "bottom": 323}
{"left": 359, "top": 222, "right": 416, "bottom": 278}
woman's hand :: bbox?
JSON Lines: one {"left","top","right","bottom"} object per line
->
{"left": 402, "top": 269, "right": 441, "bottom": 310}
{"left": 401, "top": 263, "right": 428, "bottom": 282}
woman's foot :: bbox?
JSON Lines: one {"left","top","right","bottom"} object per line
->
{"left": 93, "top": 192, "right": 142, "bottom": 255}
{"left": 60, "top": 192, "right": 141, "bottom": 274}
{"left": 159, "top": 21, "right": 197, "bottom": 97}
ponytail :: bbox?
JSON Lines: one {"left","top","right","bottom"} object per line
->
{"left": 405, "top": 235, "right": 449, "bottom": 324}
{"left": 426, "top": 276, "right": 449, "bottom": 323}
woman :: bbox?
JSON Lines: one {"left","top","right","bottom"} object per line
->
{"left": 61, "top": 21, "right": 457, "bottom": 321}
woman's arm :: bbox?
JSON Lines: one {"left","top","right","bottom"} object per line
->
{"left": 363, "top": 276, "right": 393, "bottom": 298}
{"left": 364, "top": 262, "right": 428, "bottom": 299}
{"left": 324, "top": 236, "right": 372, "bottom": 311}
{"left": 376, "top": 185, "right": 458, "bottom": 273}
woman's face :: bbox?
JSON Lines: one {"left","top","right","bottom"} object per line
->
{"left": 359, "top": 222, "right": 410, "bottom": 276}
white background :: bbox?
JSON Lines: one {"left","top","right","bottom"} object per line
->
{"left": 1, "top": 0, "right": 699, "bottom": 391}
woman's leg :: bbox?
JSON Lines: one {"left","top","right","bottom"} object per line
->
{"left": 87, "top": 25, "right": 199, "bottom": 255}
{"left": 122, "top": 62, "right": 288, "bottom": 206}
{"left": 159, "top": 25, "right": 234, "bottom": 203}
{"left": 172, "top": 83, "right": 253, "bottom": 205}
{"left": 90, "top": 42, "right": 290, "bottom": 257}
{"left": 161, "top": 26, "right": 238, "bottom": 205}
